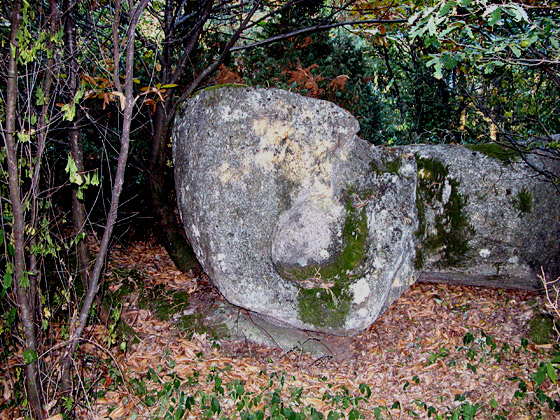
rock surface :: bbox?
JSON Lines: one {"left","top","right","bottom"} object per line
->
{"left": 173, "top": 86, "right": 560, "bottom": 335}
{"left": 408, "top": 144, "right": 560, "bottom": 289}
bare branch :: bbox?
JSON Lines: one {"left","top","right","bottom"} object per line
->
{"left": 230, "top": 18, "right": 407, "bottom": 52}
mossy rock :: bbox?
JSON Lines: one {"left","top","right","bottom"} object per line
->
{"left": 369, "top": 155, "right": 402, "bottom": 175}
{"left": 289, "top": 196, "right": 368, "bottom": 329}
{"left": 298, "top": 284, "right": 352, "bottom": 329}
{"left": 193, "top": 83, "right": 248, "bottom": 98}
{"left": 528, "top": 313, "right": 557, "bottom": 345}
{"left": 513, "top": 187, "right": 533, "bottom": 214}
{"left": 414, "top": 156, "right": 474, "bottom": 269}
{"left": 465, "top": 143, "right": 518, "bottom": 165}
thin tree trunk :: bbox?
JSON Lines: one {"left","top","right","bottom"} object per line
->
{"left": 148, "top": 103, "right": 199, "bottom": 273}
{"left": 2, "top": 1, "right": 44, "bottom": 417}
{"left": 60, "top": 0, "right": 150, "bottom": 394}
{"left": 64, "top": 0, "right": 90, "bottom": 289}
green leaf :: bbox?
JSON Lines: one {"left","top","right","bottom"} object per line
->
{"left": 3, "top": 270, "right": 12, "bottom": 291}
{"left": 61, "top": 103, "right": 76, "bottom": 121}
{"left": 36, "top": 85, "right": 45, "bottom": 106}
{"left": 547, "top": 362, "right": 557, "bottom": 383}
{"left": 359, "top": 383, "right": 371, "bottom": 399}
{"left": 433, "top": 61, "right": 444, "bottom": 79}
{"left": 490, "top": 398, "right": 498, "bottom": 409}
{"left": 488, "top": 8, "right": 502, "bottom": 26}
{"left": 74, "top": 85, "right": 85, "bottom": 103}
{"left": 160, "top": 83, "right": 178, "bottom": 88}
{"left": 327, "top": 411, "right": 340, "bottom": 420}
{"left": 211, "top": 397, "right": 220, "bottom": 414}
{"left": 510, "top": 44, "right": 521, "bottom": 58}
{"left": 551, "top": 37, "right": 559, "bottom": 49}
{"left": 439, "top": 2, "right": 456, "bottom": 17}
{"left": 460, "top": 0, "right": 472, "bottom": 6}
{"left": 65, "top": 154, "right": 83, "bottom": 185}
{"left": 427, "top": 17, "right": 437, "bottom": 36}
{"left": 62, "top": 396, "right": 74, "bottom": 411}
{"left": 235, "top": 383, "right": 245, "bottom": 396}
{"left": 20, "top": 271, "right": 30, "bottom": 289}
{"left": 444, "top": 56, "right": 458, "bottom": 69}
{"left": 507, "top": 5, "right": 529, "bottom": 22}
{"left": 348, "top": 408, "right": 359, "bottom": 420}
{"left": 532, "top": 365, "right": 547, "bottom": 386}
{"left": 23, "top": 348, "right": 37, "bottom": 364}
{"left": 17, "top": 132, "right": 31, "bottom": 143}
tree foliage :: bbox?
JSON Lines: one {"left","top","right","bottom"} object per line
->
{"left": 408, "top": 0, "right": 560, "bottom": 146}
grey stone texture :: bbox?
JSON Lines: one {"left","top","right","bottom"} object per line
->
{"left": 408, "top": 144, "right": 560, "bottom": 290}
{"left": 173, "top": 86, "right": 560, "bottom": 335}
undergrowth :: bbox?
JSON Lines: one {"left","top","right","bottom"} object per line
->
{"left": 86, "top": 328, "right": 560, "bottom": 420}
{"left": 4, "top": 270, "right": 560, "bottom": 419}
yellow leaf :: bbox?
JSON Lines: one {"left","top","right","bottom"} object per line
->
{"left": 109, "top": 405, "right": 126, "bottom": 419}
{"left": 111, "top": 91, "right": 126, "bottom": 111}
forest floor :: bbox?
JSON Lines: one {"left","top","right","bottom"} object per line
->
{"left": 3, "top": 240, "right": 560, "bottom": 419}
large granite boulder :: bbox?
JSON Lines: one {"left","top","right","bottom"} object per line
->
{"left": 173, "top": 86, "right": 560, "bottom": 335}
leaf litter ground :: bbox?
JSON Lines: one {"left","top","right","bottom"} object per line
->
{"left": 2, "top": 241, "right": 559, "bottom": 419}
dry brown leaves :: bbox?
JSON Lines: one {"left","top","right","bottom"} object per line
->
{"left": 215, "top": 65, "right": 244, "bottom": 86}
{"left": 2, "top": 241, "right": 558, "bottom": 419}
{"left": 286, "top": 64, "right": 324, "bottom": 97}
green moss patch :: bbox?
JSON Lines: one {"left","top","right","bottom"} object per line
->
{"left": 176, "top": 312, "right": 228, "bottom": 341}
{"left": 285, "top": 199, "right": 368, "bottom": 284}
{"left": 414, "top": 156, "right": 474, "bottom": 268}
{"left": 513, "top": 187, "right": 533, "bottom": 214}
{"left": 528, "top": 313, "right": 557, "bottom": 345}
{"left": 194, "top": 83, "right": 248, "bottom": 98}
{"left": 466, "top": 143, "right": 518, "bottom": 165}
{"left": 286, "top": 195, "right": 368, "bottom": 329}
{"left": 105, "top": 268, "right": 189, "bottom": 323}
{"left": 298, "top": 285, "right": 352, "bottom": 329}
{"left": 103, "top": 268, "right": 149, "bottom": 346}
{"left": 137, "top": 286, "right": 190, "bottom": 322}
{"left": 369, "top": 156, "right": 402, "bottom": 175}
{"left": 106, "top": 269, "right": 189, "bottom": 322}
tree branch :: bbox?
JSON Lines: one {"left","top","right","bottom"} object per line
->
{"left": 172, "top": 0, "right": 264, "bottom": 112}
{"left": 230, "top": 18, "right": 407, "bottom": 52}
